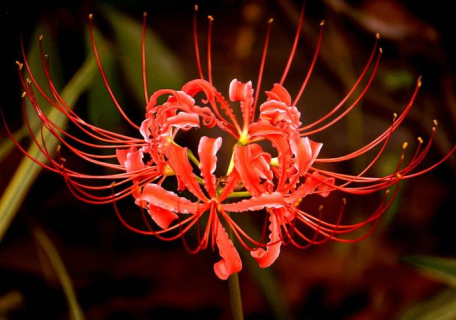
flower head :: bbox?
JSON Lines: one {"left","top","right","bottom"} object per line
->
{"left": 6, "top": 6, "right": 455, "bottom": 280}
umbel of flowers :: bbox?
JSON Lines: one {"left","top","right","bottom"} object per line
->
{"left": 8, "top": 7, "right": 454, "bottom": 280}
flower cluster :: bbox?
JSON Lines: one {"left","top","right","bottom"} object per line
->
{"left": 8, "top": 7, "right": 454, "bottom": 280}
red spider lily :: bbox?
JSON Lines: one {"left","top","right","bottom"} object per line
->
{"left": 6, "top": 6, "right": 455, "bottom": 280}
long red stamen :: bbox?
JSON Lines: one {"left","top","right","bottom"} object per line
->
{"left": 9, "top": 7, "right": 454, "bottom": 280}
{"left": 207, "top": 15, "right": 214, "bottom": 85}
{"left": 292, "top": 20, "right": 325, "bottom": 106}
{"left": 300, "top": 45, "right": 381, "bottom": 136}
{"left": 218, "top": 208, "right": 267, "bottom": 250}
{"left": 142, "top": 12, "right": 149, "bottom": 105}
{"left": 89, "top": 14, "right": 139, "bottom": 130}
{"left": 316, "top": 75, "right": 420, "bottom": 163}
{"left": 35, "top": 37, "right": 142, "bottom": 146}
{"left": 337, "top": 114, "right": 397, "bottom": 189}
{"left": 193, "top": 5, "right": 205, "bottom": 80}
{"left": 252, "top": 18, "right": 274, "bottom": 122}
{"left": 279, "top": 4, "right": 305, "bottom": 85}
{"left": 300, "top": 34, "right": 380, "bottom": 132}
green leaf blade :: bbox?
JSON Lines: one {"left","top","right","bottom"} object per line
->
{"left": 0, "top": 45, "right": 100, "bottom": 242}
{"left": 402, "top": 255, "right": 456, "bottom": 288}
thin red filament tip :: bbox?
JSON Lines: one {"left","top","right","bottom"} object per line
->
{"left": 142, "top": 12, "right": 149, "bottom": 105}
{"left": 292, "top": 20, "right": 325, "bottom": 106}
{"left": 252, "top": 18, "right": 274, "bottom": 121}
{"left": 207, "top": 15, "right": 214, "bottom": 85}
{"left": 304, "top": 47, "right": 380, "bottom": 136}
{"left": 280, "top": 3, "right": 305, "bottom": 86}
{"left": 88, "top": 14, "right": 140, "bottom": 130}
{"left": 300, "top": 33, "right": 381, "bottom": 135}
{"left": 193, "top": 5, "right": 205, "bottom": 80}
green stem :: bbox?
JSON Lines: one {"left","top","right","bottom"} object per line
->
{"left": 226, "top": 191, "right": 251, "bottom": 199}
{"left": 194, "top": 174, "right": 204, "bottom": 185}
{"left": 187, "top": 149, "right": 200, "bottom": 167}
{"left": 228, "top": 272, "right": 244, "bottom": 320}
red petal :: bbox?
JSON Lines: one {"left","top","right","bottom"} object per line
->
{"left": 163, "top": 112, "right": 200, "bottom": 131}
{"left": 234, "top": 145, "right": 263, "bottom": 197}
{"left": 250, "top": 144, "right": 273, "bottom": 181}
{"left": 166, "top": 90, "right": 196, "bottom": 109}
{"left": 265, "top": 83, "right": 292, "bottom": 105}
{"left": 213, "top": 220, "right": 242, "bottom": 280}
{"left": 139, "top": 112, "right": 155, "bottom": 143}
{"left": 116, "top": 147, "right": 145, "bottom": 172}
{"left": 166, "top": 143, "right": 209, "bottom": 202}
{"left": 222, "top": 192, "right": 286, "bottom": 212}
{"left": 251, "top": 211, "right": 282, "bottom": 268}
{"left": 140, "top": 183, "right": 201, "bottom": 214}
{"left": 259, "top": 100, "right": 301, "bottom": 127}
{"left": 116, "top": 147, "right": 145, "bottom": 200}
{"left": 229, "top": 79, "right": 253, "bottom": 102}
{"left": 198, "top": 136, "right": 222, "bottom": 198}
{"left": 193, "top": 105, "right": 217, "bottom": 127}
{"left": 291, "top": 137, "right": 322, "bottom": 177}
{"left": 249, "top": 120, "right": 283, "bottom": 136}
{"left": 249, "top": 123, "right": 291, "bottom": 190}
{"left": 116, "top": 148, "right": 129, "bottom": 165}
{"left": 287, "top": 171, "right": 335, "bottom": 204}
{"left": 259, "top": 101, "right": 289, "bottom": 123}
{"left": 125, "top": 149, "right": 145, "bottom": 172}
{"left": 229, "top": 79, "right": 253, "bottom": 126}
{"left": 316, "top": 176, "right": 335, "bottom": 197}
{"left": 147, "top": 89, "right": 188, "bottom": 113}
{"left": 148, "top": 204, "right": 178, "bottom": 229}
{"left": 182, "top": 79, "right": 216, "bottom": 103}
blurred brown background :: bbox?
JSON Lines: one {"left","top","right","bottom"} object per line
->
{"left": 1, "top": 0, "right": 455, "bottom": 319}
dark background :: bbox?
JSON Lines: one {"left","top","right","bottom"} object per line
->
{"left": 1, "top": 0, "right": 456, "bottom": 319}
